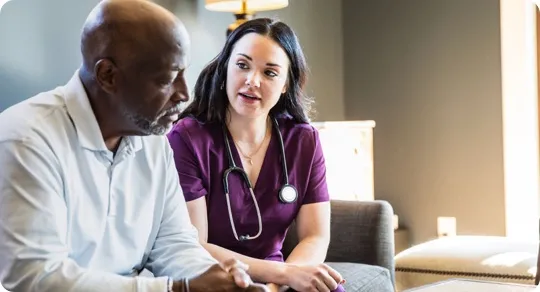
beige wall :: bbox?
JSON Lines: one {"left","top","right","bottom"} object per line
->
{"left": 343, "top": 0, "right": 506, "bottom": 244}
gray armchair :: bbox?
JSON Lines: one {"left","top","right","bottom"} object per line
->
{"left": 282, "top": 200, "right": 396, "bottom": 291}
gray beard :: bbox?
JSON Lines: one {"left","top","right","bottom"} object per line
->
{"left": 121, "top": 107, "right": 169, "bottom": 136}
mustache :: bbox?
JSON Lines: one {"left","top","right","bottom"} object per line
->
{"left": 161, "top": 105, "right": 183, "bottom": 117}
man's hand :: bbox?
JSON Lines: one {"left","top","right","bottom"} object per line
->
{"left": 177, "top": 258, "right": 270, "bottom": 292}
{"left": 284, "top": 263, "right": 344, "bottom": 292}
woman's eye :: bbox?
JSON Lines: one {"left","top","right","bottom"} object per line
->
{"left": 236, "top": 62, "right": 248, "bottom": 69}
{"left": 265, "top": 70, "right": 278, "bottom": 78}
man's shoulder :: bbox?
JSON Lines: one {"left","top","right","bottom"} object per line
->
{"left": 0, "top": 87, "right": 69, "bottom": 145}
{"left": 141, "top": 134, "right": 170, "bottom": 152}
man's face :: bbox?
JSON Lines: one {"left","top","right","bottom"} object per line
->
{"left": 117, "top": 60, "right": 189, "bottom": 135}
{"left": 113, "top": 25, "right": 191, "bottom": 135}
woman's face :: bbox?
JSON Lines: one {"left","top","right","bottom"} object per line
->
{"left": 225, "top": 33, "right": 290, "bottom": 120}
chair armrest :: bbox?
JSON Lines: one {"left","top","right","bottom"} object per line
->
{"left": 282, "top": 200, "right": 396, "bottom": 283}
{"left": 326, "top": 200, "right": 395, "bottom": 282}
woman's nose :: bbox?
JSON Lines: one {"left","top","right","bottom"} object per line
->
{"left": 246, "top": 72, "right": 261, "bottom": 87}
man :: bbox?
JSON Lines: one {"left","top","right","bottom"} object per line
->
{"left": 0, "top": 0, "right": 268, "bottom": 291}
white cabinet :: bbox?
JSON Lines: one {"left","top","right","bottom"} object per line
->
{"left": 312, "top": 120, "right": 375, "bottom": 201}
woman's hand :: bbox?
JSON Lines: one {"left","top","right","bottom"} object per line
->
{"left": 284, "top": 263, "right": 344, "bottom": 292}
{"left": 266, "top": 283, "right": 283, "bottom": 292}
{"left": 266, "top": 283, "right": 294, "bottom": 292}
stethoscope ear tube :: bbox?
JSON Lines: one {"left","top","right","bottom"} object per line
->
{"left": 272, "top": 117, "right": 290, "bottom": 186}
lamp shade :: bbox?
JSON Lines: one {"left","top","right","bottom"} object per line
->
{"left": 205, "top": 0, "right": 288, "bottom": 13}
{"left": 0, "top": 0, "right": 12, "bottom": 12}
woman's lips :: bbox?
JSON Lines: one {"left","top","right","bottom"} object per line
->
{"left": 239, "top": 92, "right": 261, "bottom": 104}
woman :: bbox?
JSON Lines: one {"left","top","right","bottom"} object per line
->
{"left": 167, "top": 18, "right": 345, "bottom": 292}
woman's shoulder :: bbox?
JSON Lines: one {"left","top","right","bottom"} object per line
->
{"left": 168, "top": 116, "right": 221, "bottom": 144}
{"left": 276, "top": 114, "right": 319, "bottom": 138}
{"left": 276, "top": 114, "right": 321, "bottom": 150}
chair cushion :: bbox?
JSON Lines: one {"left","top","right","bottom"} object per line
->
{"left": 326, "top": 262, "right": 394, "bottom": 292}
{"left": 394, "top": 236, "right": 537, "bottom": 291}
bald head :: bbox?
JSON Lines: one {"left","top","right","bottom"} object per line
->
{"left": 81, "top": 0, "right": 190, "bottom": 73}
{"left": 78, "top": 0, "right": 192, "bottom": 137}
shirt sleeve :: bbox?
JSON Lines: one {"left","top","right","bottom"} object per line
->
{"left": 144, "top": 143, "right": 217, "bottom": 279}
{"left": 166, "top": 125, "right": 207, "bottom": 202}
{"left": 302, "top": 128, "right": 331, "bottom": 205}
{"left": 0, "top": 140, "right": 168, "bottom": 292}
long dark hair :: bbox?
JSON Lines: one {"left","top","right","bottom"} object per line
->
{"left": 179, "top": 18, "right": 313, "bottom": 124}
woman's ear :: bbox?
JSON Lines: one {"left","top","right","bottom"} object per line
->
{"left": 282, "top": 75, "right": 290, "bottom": 94}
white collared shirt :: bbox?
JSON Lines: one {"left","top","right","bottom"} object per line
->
{"left": 0, "top": 72, "right": 217, "bottom": 292}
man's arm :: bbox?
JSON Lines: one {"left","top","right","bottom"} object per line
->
{"left": 0, "top": 140, "right": 169, "bottom": 292}
{"left": 143, "top": 144, "right": 217, "bottom": 280}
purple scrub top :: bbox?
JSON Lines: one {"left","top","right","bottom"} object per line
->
{"left": 167, "top": 115, "right": 330, "bottom": 262}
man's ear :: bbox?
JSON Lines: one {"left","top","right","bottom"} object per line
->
{"left": 94, "top": 59, "right": 118, "bottom": 94}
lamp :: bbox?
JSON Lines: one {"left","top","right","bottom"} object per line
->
{"left": 205, "top": 0, "right": 288, "bottom": 36}
{"left": 0, "top": 0, "right": 12, "bottom": 12}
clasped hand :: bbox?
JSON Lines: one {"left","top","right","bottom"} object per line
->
{"left": 270, "top": 263, "right": 344, "bottom": 292}
{"left": 183, "top": 258, "right": 270, "bottom": 292}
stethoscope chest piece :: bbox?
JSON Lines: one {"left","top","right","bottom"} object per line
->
{"left": 279, "top": 184, "right": 298, "bottom": 204}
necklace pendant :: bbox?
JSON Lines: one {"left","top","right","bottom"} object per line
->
{"left": 248, "top": 159, "right": 253, "bottom": 165}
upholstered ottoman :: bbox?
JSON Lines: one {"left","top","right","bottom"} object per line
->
{"left": 394, "top": 236, "right": 538, "bottom": 291}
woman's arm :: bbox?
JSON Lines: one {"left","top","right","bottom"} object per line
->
{"left": 186, "top": 197, "right": 289, "bottom": 285}
{"left": 266, "top": 128, "right": 343, "bottom": 291}
{"left": 285, "top": 128, "right": 337, "bottom": 265}
{"left": 285, "top": 202, "right": 331, "bottom": 265}
{"left": 266, "top": 202, "right": 333, "bottom": 292}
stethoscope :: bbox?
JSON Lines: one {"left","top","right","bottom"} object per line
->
{"left": 222, "top": 116, "right": 298, "bottom": 242}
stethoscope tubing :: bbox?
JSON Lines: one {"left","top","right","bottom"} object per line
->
{"left": 221, "top": 116, "right": 294, "bottom": 241}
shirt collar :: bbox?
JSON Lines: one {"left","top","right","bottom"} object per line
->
{"left": 63, "top": 71, "right": 143, "bottom": 154}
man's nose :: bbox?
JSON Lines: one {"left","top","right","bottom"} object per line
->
{"left": 172, "top": 77, "right": 189, "bottom": 103}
